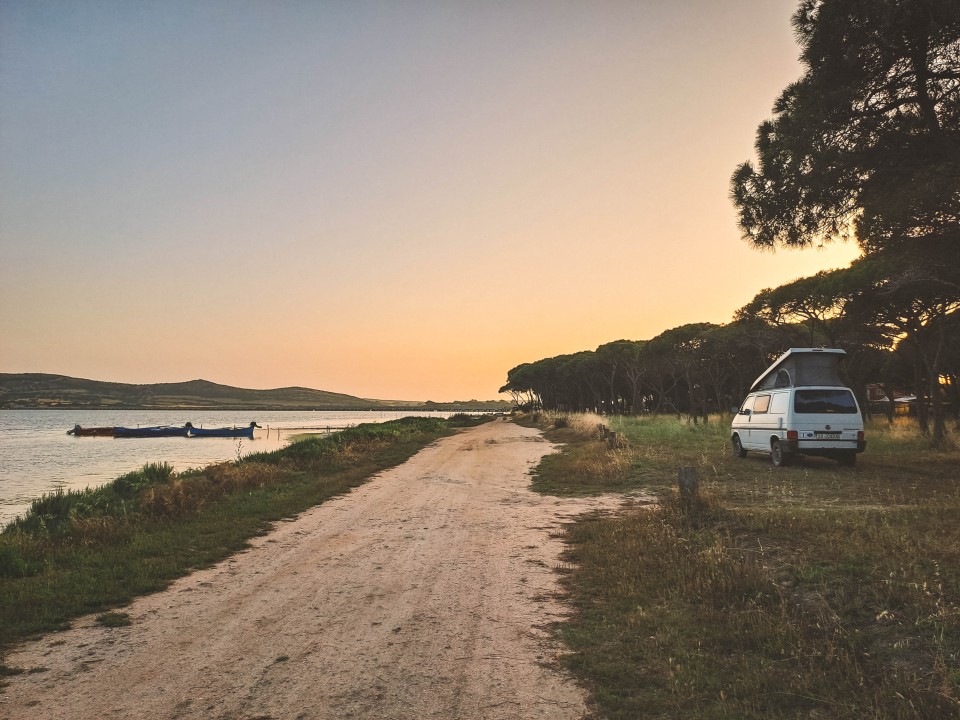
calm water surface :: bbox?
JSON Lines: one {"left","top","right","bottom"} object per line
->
{"left": 0, "top": 409, "right": 453, "bottom": 526}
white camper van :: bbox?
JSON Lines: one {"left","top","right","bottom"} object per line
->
{"left": 730, "top": 348, "right": 866, "bottom": 466}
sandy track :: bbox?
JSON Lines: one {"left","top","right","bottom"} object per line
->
{"left": 2, "top": 420, "right": 626, "bottom": 720}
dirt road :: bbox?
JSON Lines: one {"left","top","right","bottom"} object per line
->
{"left": 2, "top": 420, "right": 624, "bottom": 720}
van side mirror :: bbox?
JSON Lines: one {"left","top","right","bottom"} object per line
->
{"left": 739, "top": 408, "right": 751, "bottom": 416}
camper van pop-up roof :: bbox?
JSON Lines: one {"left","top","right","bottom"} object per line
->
{"left": 749, "top": 348, "right": 848, "bottom": 393}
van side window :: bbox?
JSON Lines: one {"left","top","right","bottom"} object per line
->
{"left": 770, "top": 392, "right": 789, "bottom": 414}
{"left": 738, "top": 397, "right": 754, "bottom": 414}
{"left": 795, "top": 389, "right": 858, "bottom": 414}
{"left": 753, "top": 395, "right": 771, "bottom": 414}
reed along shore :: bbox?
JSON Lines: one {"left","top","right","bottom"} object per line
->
{"left": 0, "top": 415, "right": 490, "bottom": 655}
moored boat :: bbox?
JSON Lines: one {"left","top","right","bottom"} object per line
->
{"left": 113, "top": 425, "right": 190, "bottom": 438}
{"left": 186, "top": 421, "right": 260, "bottom": 439}
{"left": 67, "top": 425, "right": 116, "bottom": 437}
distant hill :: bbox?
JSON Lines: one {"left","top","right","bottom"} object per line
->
{"left": 0, "top": 374, "right": 378, "bottom": 410}
{"left": 0, "top": 374, "right": 511, "bottom": 411}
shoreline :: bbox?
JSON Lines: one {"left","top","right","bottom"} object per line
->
{"left": 1, "top": 405, "right": 509, "bottom": 412}
{"left": 2, "top": 416, "right": 489, "bottom": 653}
{"left": 0, "top": 410, "right": 495, "bottom": 527}
{"left": 2, "top": 419, "right": 611, "bottom": 719}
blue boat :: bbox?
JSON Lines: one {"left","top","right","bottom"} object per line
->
{"left": 186, "top": 422, "right": 260, "bottom": 439}
{"left": 113, "top": 425, "right": 190, "bottom": 438}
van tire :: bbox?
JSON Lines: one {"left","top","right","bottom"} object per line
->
{"left": 838, "top": 451, "right": 857, "bottom": 467}
{"left": 771, "top": 439, "right": 791, "bottom": 467}
{"left": 732, "top": 435, "right": 747, "bottom": 458}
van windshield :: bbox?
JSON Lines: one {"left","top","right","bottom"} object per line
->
{"left": 794, "top": 389, "right": 858, "bottom": 414}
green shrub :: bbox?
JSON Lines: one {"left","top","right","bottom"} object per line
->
{"left": 0, "top": 544, "right": 32, "bottom": 579}
{"left": 6, "top": 464, "right": 175, "bottom": 537}
{"left": 112, "top": 463, "right": 174, "bottom": 498}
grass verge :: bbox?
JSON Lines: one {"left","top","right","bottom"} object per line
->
{"left": 0, "top": 416, "right": 488, "bottom": 659}
{"left": 521, "top": 412, "right": 960, "bottom": 719}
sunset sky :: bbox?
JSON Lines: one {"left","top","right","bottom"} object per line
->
{"left": 0, "top": 0, "right": 861, "bottom": 401}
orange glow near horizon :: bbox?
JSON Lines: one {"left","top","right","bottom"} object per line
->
{"left": 1, "top": 2, "right": 864, "bottom": 401}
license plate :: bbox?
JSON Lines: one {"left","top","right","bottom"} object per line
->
{"left": 814, "top": 432, "right": 841, "bottom": 439}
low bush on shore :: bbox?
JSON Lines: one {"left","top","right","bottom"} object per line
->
{"left": 0, "top": 416, "right": 455, "bottom": 652}
{"left": 522, "top": 413, "right": 960, "bottom": 719}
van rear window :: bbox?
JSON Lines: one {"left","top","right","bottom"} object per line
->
{"left": 794, "top": 389, "right": 858, "bottom": 414}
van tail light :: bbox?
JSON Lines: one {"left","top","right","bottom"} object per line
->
{"left": 857, "top": 431, "right": 864, "bottom": 441}
{"left": 786, "top": 430, "right": 798, "bottom": 441}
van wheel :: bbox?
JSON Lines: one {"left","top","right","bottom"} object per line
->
{"left": 771, "top": 440, "right": 790, "bottom": 467}
{"left": 732, "top": 435, "right": 747, "bottom": 458}
{"left": 838, "top": 451, "right": 857, "bottom": 467}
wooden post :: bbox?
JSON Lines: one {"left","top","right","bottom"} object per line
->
{"left": 677, "top": 466, "right": 699, "bottom": 512}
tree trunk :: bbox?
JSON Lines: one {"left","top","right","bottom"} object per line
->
{"left": 882, "top": 382, "right": 897, "bottom": 424}
{"left": 910, "top": 36, "right": 942, "bottom": 135}
{"left": 913, "top": 360, "right": 930, "bottom": 435}
{"left": 929, "top": 374, "right": 947, "bottom": 446}
{"left": 919, "top": 321, "right": 949, "bottom": 447}
{"left": 677, "top": 467, "right": 699, "bottom": 513}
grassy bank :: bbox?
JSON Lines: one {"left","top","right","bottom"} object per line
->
{"left": 0, "top": 416, "right": 488, "bottom": 658}
{"left": 521, "top": 412, "right": 960, "bottom": 719}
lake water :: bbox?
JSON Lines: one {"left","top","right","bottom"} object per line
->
{"left": 0, "top": 409, "right": 456, "bottom": 527}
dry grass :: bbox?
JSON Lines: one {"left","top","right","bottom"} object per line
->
{"left": 140, "top": 462, "right": 289, "bottom": 518}
{"left": 519, "top": 412, "right": 631, "bottom": 495}
{"left": 532, "top": 442, "right": 632, "bottom": 495}
{"left": 519, "top": 412, "right": 960, "bottom": 719}
{"left": 530, "top": 410, "right": 607, "bottom": 437}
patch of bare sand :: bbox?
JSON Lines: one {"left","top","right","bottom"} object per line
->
{"left": 1, "top": 420, "right": 645, "bottom": 720}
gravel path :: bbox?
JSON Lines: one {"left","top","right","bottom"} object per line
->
{"left": 2, "top": 419, "right": 623, "bottom": 720}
